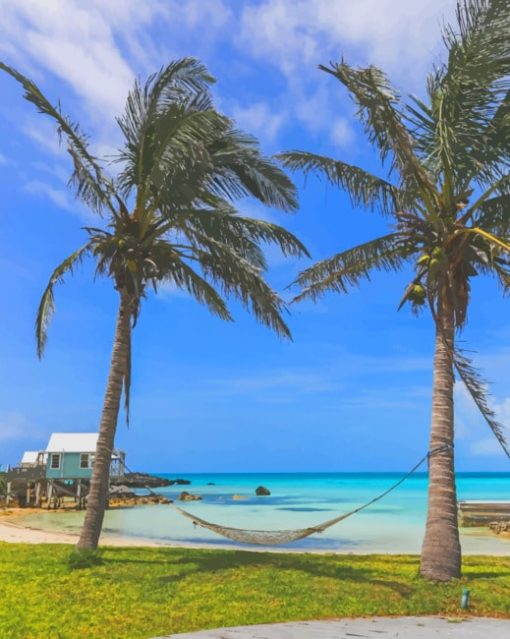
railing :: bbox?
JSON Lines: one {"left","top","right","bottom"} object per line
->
{"left": 5, "top": 466, "right": 46, "bottom": 481}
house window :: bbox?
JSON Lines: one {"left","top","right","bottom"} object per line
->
{"left": 50, "top": 453, "right": 61, "bottom": 470}
{"left": 80, "top": 453, "right": 91, "bottom": 469}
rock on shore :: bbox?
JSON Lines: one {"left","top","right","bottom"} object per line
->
{"left": 490, "top": 521, "right": 510, "bottom": 535}
{"left": 108, "top": 484, "right": 172, "bottom": 507}
{"left": 178, "top": 491, "right": 202, "bottom": 502}
{"left": 111, "top": 472, "right": 190, "bottom": 488}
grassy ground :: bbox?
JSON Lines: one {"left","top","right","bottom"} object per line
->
{"left": 0, "top": 543, "right": 509, "bottom": 639}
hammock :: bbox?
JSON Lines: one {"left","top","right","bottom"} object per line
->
{"left": 172, "top": 445, "right": 450, "bottom": 546}
{"left": 175, "top": 505, "right": 353, "bottom": 545}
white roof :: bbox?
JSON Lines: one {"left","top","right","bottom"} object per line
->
{"left": 45, "top": 432, "right": 99, "bottom": 453}
{"left": 21, "top": 451, "right": 39, "bottom": 465}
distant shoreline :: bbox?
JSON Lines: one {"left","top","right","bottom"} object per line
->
{"left": 155, "top": 471, "right": 510, "bottom": 476}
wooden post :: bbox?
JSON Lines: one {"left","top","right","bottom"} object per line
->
{"left": 77, "top": 480, "right": 82, "bottom": 510}
{"left": 6, "top": 482, "right": 12, "bottom": 507}
{"left": 47, "top": 481, "right": 53, "bottom": 509}
{"left": 35, "top": 481, "right": 42, "bottom": 507}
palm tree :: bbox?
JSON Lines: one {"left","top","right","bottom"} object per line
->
{"left": 279, "top": 0, "right": 510, "bottom": 581}
{"left": 1, "top": 58, "right": 308, "bottom": 551}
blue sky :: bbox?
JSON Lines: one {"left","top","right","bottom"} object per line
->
{"left": 1, "top": 0, "right": 509, "bottom": 473}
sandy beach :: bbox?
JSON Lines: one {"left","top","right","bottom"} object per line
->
{"left": 0, "top": 509, "right": 160, "bottom": 546}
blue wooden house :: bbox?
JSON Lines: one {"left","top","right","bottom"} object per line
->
{"left": 44, "top": 432, "right": 126, "bottom": 480}
{"left": 8, "top": 433, "right": 126, "bottom": 508}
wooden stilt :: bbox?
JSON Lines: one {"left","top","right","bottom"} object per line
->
{"left": 6, "top": 482, "right": 12, "bottom": 507}
{"left": 35, "top": 481, "right": 42, "bottom": 507}
{"left": 47, "top": 481, "right": 53, "bottom": 509}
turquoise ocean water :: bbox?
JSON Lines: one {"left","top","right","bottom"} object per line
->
{"left": 20, "top": 472, "right": 510, "bottom": 553}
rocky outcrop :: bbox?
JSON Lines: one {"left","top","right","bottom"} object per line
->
{"left": 255, "top": 486, "right": 271, "bottom": 496}
{"left": 108, "top": 485, "right": 172, "bottom": 507}
{"left": 111, "top": 473, "right": 190, "bottom": 488}
{"left": 489, "top": 521, "right": 510, "bottom": 535}
{"left": 178, "top": 491, "right": 202, "bottom": 502}
{"left": 109, "top": 485, "right": 136, "bottom": 498}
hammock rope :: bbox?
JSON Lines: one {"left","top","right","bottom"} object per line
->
{"left": 170, "top": 444, "right": 452, "bottom": 546}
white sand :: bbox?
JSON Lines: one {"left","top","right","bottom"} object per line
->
{"left": 0, "top": 517, "right": 159, "bottom": 546}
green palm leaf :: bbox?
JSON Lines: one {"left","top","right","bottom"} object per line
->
{"left": 35, "top": 245, "right": 91, "bottom": 358}
{"left": 188, "top": 237, "right": 291, "bottom": 339}
{"left": 277, "top": 151, "right": 402, "bottom": 215}
{"left": 320, "top": 61, "right": 437, "bottom": 207}
{"left": 293, "top": 234, "right": 410, "bottom": 302}
{"left": 0, "top": 62, "right": 117, "bottom": 216}
{"left": 209, "top": 129, "right": 298, "bottom": 212}
{"left": 183, "top": 206, "right": 309, "bottom": 260}
{"left": 454, "top": 350, "right": 510, "bottom": 458}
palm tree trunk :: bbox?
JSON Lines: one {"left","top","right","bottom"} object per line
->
{"left": 76, "top": 292, "right": 131, "bottom": 551}
{"left": 420, "top": 297, "right": 461, "bottom": 581}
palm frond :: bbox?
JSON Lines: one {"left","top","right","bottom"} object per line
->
{"left": 182, "top": 206, "right": 309, "bottom": 260}
{"left": 491, "top": 261, "right": 510, "bottom": 293}
{"left": 0, "top": 62, "right": 117, "bottom": 215}
{"left": 187, "top": 237, "right": 291, "bottom": 339}
{"left": 454, "top": 348, "right": 510, "bottom": 458}
{"left": 277, "top": 150, "right": 402, "bottom": 215}
{"left": 320, "top": 61, "right": 437, "bottom": 205}
{"left": 209, "top": 128, "right": 298, "bottom": 212}
{"left": 116, "top": 58, "right": 218, "bottom": 202}
{"left": 462, "top": 172, "right": 510, "bottom": 224}
{"left": 464, "top": 227, "right": 510, "bottom": 254}
{"left": 293, "top": 233, "right": 410, "bottom": 302}
{"left": 475, "top": 194, "right": 510, "bottom": 234}
{"left": 428, "top": 0, "right": 510, "bottom": 185}
{"left": 156, "top": 247, "right": 232, "bottom": 322}
{"left": 35, "top": 244, "right": 90, "bottom": 358}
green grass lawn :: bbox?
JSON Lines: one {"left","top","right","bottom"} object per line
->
{"left": 0, "top": 543, "right": 509, "bottom": 639}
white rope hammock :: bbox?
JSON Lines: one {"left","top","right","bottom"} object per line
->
{"left": 172, "top": 446, "right": 450, "bottom": 546}
{"left": 174, "top": 505, "right": 352, "bottom": 545}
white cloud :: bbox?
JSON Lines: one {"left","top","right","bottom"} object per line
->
{"left": 208, "top": 369, "right": 341, "bottom": 396}
{"left": 0, "top": 0, "right": 458, "bottom": 159}
{"left": 470, "top": 437, "right": 504, "bottom": 457}
{"left": 24, "top": 179, "right": 90, "bottom": 220}
{"left": 22, "top": 119, "right": 66, "bottom": 157}
{"left": 31, "top": 160, "right": 70, "bottom": 182}
{"left": 157, "top": 280, "right": 193, "bottom": 300}
{"left": 235, "top": 0, "right": 456, "bottom": 146}
{"left": 494, "top": 397, "right": 510, "bottom": 424}
{"left": 237, "top": 0, "right": 455, "bottom": 82}
{"left": 0, "top": 1, "right": 138, "bottom": 121}
{"left": 230, "top": 101, "right": 287, "bottom": 143}
{"left": 330, "top": 117, "right": 355, "bottom": 148}
{"left": 0, "top": 412, "right": 32, "bottom": 441}
{"left": 0, "top": 0, "right": 232, "bottom": 125}
{"left": 0, "top": 152, "right": 8, "bottom": 165}
{"left": 164, "top": 0, "right": 232, "bottom": 31}
{"left": 455, "top": 381, "right": 510, "bottom": 456}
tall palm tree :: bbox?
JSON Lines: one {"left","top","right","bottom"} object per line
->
{"left": 279, "top": 0, "right": 510, "bottom": 581}
{"left": 1, "top": 58, "right": 308, "bottom": 551}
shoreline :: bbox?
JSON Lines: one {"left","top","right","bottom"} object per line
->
{"left": 1, "top": 508, "right": 509, "bottom": 554}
